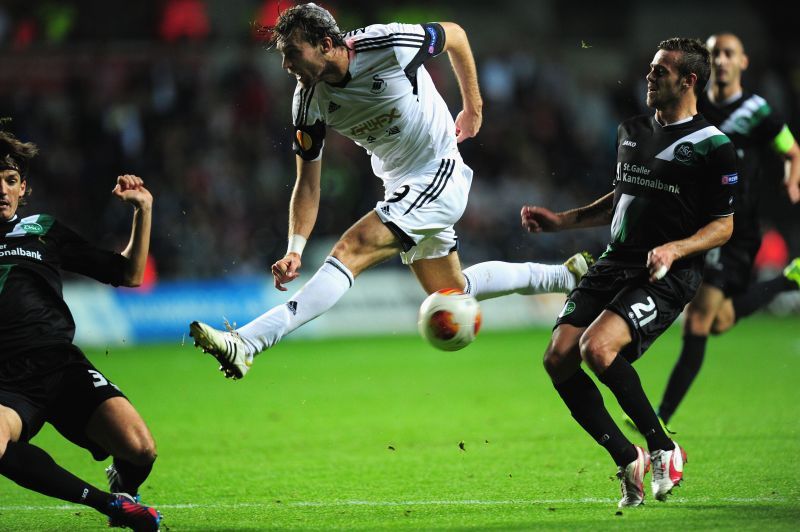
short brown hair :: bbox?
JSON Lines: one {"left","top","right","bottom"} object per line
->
{"left": 262, "top": 3, "right": 345, "bottom": 49}
{"left": 658, "top": 38, "right": 711, "bottom": 97}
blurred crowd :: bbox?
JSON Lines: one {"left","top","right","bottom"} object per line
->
{"left": 1, "top": 0, "right": 797, "bottom": 280}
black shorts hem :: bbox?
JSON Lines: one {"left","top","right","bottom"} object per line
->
{"left": 382, "top": 221, "right": 416, "bottom": 252}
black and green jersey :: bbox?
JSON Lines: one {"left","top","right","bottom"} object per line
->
{"left": 699, "top": 92, "right": 785, "bottom": 237}
{"left": 0, "top": 214, "right": 127, "bottom": 360}
{"left": 601, "top": 114, "right": 737, "bottom": 270}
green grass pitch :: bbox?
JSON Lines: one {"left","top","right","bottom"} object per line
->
{"left": 1, "top": 316, "right": 799, "bottom": 530}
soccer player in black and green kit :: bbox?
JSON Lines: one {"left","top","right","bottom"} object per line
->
{"left": 654, "top": 33, "right": 800, "bottom": 426}
{"left": 0, "top": 131, "right": 162, "bottom": 530}
{"left": 520, "top": 38, "right": 737, "bottom": 507}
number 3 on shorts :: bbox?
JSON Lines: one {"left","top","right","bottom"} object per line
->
{"left": 88, "top": 369, "right": 109, "bottom": 388}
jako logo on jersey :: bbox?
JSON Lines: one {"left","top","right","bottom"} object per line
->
{"left": 673, "top": 142, "right": 694, "bottom": 163}
{"left": 21, "top": 222, "right": 44, "bottom": 235}
{"left": 721, "top": 173, "right": 738, "bottom": 185}
{"left": 296, "top": 130, "right": 313, "bottom": 151}
{"left": 371, "top": 74, "right": 387, "bottom": 94}
{"left": 426, "top": 26, "right": 438, "bottom": 54}
{"left": 350, "top": 108, "right": 401, "bottom": 136}
{"left": 622, "top": 140, "right": 637, "bottom": 147}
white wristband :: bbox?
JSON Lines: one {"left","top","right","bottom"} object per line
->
{"left": 287, "top": 234, "right": 307, "bottom": 256}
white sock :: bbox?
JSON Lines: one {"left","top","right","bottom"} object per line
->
{"left": 236, "top": 256, "right": 354, "bottom": 355}
{"left": 463, "top": 261, "right": 574, "bottom": 301}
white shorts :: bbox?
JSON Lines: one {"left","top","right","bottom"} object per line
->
{"left": 374, "top": 157, "right": 473, "bottom": 264}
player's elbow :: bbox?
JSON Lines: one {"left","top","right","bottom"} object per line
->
{"left": 718, "top": 217, "right": 734, "bottom": 246}
{"left": 122, "top": 268, "right": 144, "bottom": 287}
{"left": 439, "top": 22, "right": 466, "bottom": 51}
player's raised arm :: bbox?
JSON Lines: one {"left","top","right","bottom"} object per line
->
{"left": 112, "top": 174, "right": 152, "bottom": 287}
{"left": 521, "top": 191, "right": 615, "bottom": 233}
{"left": 439, "top": 22, "right": 482, "bottom": 142}
{"left": 272, "top": 157, "right": 322, "bottom": 291}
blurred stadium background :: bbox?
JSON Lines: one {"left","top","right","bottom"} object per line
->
{"left": 1, "top": 0, "right": 798, "bottom": 345}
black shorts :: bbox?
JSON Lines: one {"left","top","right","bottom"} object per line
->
{"left": 555, "top": 262, "right": 702, "bottom": 361}
{"left": 0, "top": 344, "right": 127, "bottom": 461}
{"left": 703, "top": 231, "right": 761, "bottom": 297}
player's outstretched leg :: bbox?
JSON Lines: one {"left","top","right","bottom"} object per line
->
{"left": 617, "top": 445, "right": 650, "bottom": 507}
{"left": 190, "top": 321, "right": 252, "bottom": 379}
{"left": 564, "top": 251, "right": 595, "bottom": 282}
{"left": 463, "top": 252, "right": 594, "bottom": 301}
{"left": 0, "top": 440, "right": 162, "bottom": 530}
{"left": 731, "top": 257, "right": 800, "bottom": 321}
{"left": 191, "top": 256, "right": 355, "bottom": 379}
{"left": 650, "top": 441, "right": 687, "bottom": 501}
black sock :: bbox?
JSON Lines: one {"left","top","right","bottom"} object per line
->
{"left": 554, "top": 369, "right": 638, "bottom": 467}
{"left": 112, "top": 458, "right": 154, "bottom": 495}
{"left": 733, "top": 276, "right": 797, "bottom": 321}
{"left": 658, "top": 333, "right": 707, "bottom": 424}
{"left": 598, "top": 355, "right": 673, "bottom": 453}
{"left": 0, "top": 441, "right": 114, "bottom": 514}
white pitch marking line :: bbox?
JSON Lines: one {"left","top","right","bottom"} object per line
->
{"left": 0, "top": 496, "right": 791, "bottom": 512}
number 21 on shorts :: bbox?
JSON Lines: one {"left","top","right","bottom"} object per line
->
{"left": 628, "top": 296, "right": 657, "bottom": 327}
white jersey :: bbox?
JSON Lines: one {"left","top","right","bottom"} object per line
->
{"left": 292, "top": 23, "right": 458, "bottom": 185}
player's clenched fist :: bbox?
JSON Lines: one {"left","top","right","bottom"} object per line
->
{"left": 521, "top": 205, "right": 562, "bottom": 233}
{"left": 272, "top": 253, "right": 302, "bottom": 291}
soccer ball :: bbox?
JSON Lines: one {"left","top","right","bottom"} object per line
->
{"left": 418, "top": 289, "right": 482, "bottom": 351}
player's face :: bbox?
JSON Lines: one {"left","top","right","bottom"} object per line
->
{"left": 645, "top": 50, "right": 686, "bottom": 109}
{"left": 278, "top": 33, "right": 327, "bottom": 87}
{"left": 0, "top": 169, "right": 26, "bottom": 222}
{"left": 707, "top": 34, "right": 747, "bottom": 86}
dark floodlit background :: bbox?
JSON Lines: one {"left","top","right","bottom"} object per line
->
{"left": 2, "top": 0, "right": 797, "bottom": 283}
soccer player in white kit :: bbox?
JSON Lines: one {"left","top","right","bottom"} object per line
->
{"left": 190, "top": 3, "right": 591, "bottom": 378}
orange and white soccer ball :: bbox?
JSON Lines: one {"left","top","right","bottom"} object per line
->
{"left": 417, "top": 289, "right": 482, "bottom": 351}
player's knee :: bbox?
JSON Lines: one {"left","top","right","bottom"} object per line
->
{"left": 542, "top": 348, "right": 559, "bottom": 377}
{"left": 0, "top": 427, "right": 15, "bottom": 461}
{"left": 0, "top": 408, "right": 21, "bottom": 459}
{"left": 121, "top": 430, "right": 157, "bottom": 466}
{"left": 578, "top": 335, "right": 614, "bottom": 374}
{"left": 542, "top": 345, "right": 568, "bottom": 378}
{"left": 331, "top": 238, "right": 349, "bottom": 257}
{"left": 333, "top": 229, "right": 371, "bottom": 256}
{"left": 127, "top": 439, "right": 157, "bottom": 466}
{"left": 684, "top": 308, "right": 714, "bottom": 336}
{"left": 710, "top": 316, "right": 733, "bottom": 335}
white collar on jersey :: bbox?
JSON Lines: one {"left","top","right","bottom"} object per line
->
{"left": 654, "top": 113, "right": 695, "bottom": 127}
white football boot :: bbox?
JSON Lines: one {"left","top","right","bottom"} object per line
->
{"left": 564, "top": 251, "right": 595, "bottom": 283}
{"left": 190, "top": 321, "right": 253, "bottom": 379}
{"left": 650, "top": 441, "right": 687, "bottom": 501}
{"left": 617, "top": 445, "right": 650, "bottom": 508}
